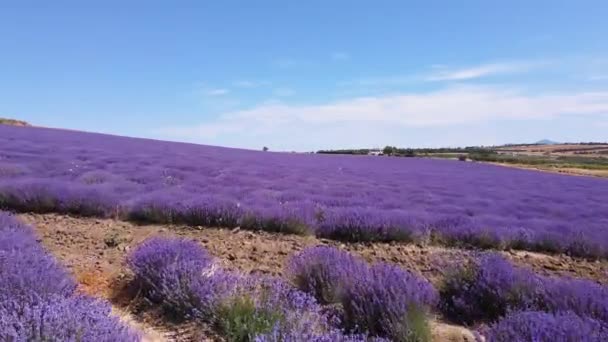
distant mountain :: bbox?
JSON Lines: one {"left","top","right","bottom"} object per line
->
{"left": 535, "top": 139, "right": 560, "bottom": 145}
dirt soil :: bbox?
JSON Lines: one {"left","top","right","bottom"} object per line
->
{"left": 19, "top": 213, "right": 608, "bottom": 341}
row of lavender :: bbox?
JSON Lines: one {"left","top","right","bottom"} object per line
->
{"left": 441, "top": 254, "right": 608, "bottom": 340}
{"left": 2, "top": 125, "right": 608, "bottom": 258}
{"left": 127, "top": 237, "right": 434, "bottom": 341}
{"left": 127, "top": 237, "right": 608, "bottom": 341}
{"left": 0, "top": 212, "right": 139, "bottom": 340}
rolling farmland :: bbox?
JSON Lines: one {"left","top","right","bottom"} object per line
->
{"left": 1, "top": 124, "right": 608, "bottom": 341}
{"left": 1, "top": 124, "right": 608, "bottom": 258}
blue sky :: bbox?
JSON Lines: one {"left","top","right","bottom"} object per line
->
{"left": 1, "top": 1, "right": 608, "bottom": 151}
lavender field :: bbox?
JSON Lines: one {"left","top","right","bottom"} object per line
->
{"left": 1, "top": 124, "right": 608, "bottom": 257}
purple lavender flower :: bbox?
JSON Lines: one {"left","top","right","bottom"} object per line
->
{"left": 341, "top": 262, "right": 438, "bottom": 341}
{"left": 440, "top": 253, "right": 541, "bottom": 325}
{"left": 0, "top": 211, "right": 140, "bottom": 340}
{"left": 479, "top": 311, "right": 608, "bottom": 342}
{"left": 3, "top": 124, "right": 608, "bottom": 256}
{"left": 126, "top": 237, "right": 215, "bottom": 318}
{"left": 537, "top": 276, "right": 608, "bottom": 323}
{"left": 216, "top": 275, "right": 331, "bottom": 342}
{"left": 0, "top": 295, "right": 140, "bottom": 341}
{"left": 286, "top": 246, "right": 367, "bottom": 304}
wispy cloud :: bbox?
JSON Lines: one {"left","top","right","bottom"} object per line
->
{"left": 340, "top": 60, "right": 547, "bottom": 87}
{"left": 161, "top": 85, "right": 608, "bottom": 147}
{"left": 205, "top": 88, "right": 229, "bottom": 96}
{"left": 426, "top": 62, "right": 541, "bottom": 81}
{"left": 331, "top": 52, "right": 350, "bottom": 61}
{"left": 233, "top": 80, "right": 271, "bottom": 88}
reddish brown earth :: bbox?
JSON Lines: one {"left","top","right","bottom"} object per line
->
{"left": 19, "top": 213, "right": 608, "bottom": 341}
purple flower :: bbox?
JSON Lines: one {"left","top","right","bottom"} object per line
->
{"left": 341, "top": 262, "right": 438, "bottom": 341}
{"left": 0, "top": 295, "right": 140, "bottom": 341}
{"left": 480, "top": 311, "right": 608, "bottom": 342}
{"left": 440, "top": 253, "right": 540, "bottom": 324}
{"left": 286, "top": 246, "right": 367, "bottom": 304}
{"left": 126, "top": 237, "right": 215, "bottom": 318}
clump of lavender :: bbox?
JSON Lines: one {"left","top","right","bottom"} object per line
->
{"left": 0, "top": 295, "right": 140, "bottom": 341}
{"left": 316, "top": 207, "right": 427, "bottom": 243}
{"left": 341, "top": 262, "right": 438, "bottom": 342}
{"left": 440, "top": 253, "right": 608, "bottom": 326}
{"left": 439, "top": 253, "right": 539, "bottom": 325}
{"left": 479, "top": 311, "right": 608, "bottom": 342}
{"left": 215, "top": 275, "right": 330, "bottom": 342}
{"left": 537, "top": 276, "right": 608, "bottom": 323}
{"left": 255, "top": 330, "right": 391, "bottom": 342}
{"left": 126, "top": 237, "right": 217, "bottom": 318}
{"left": 286, "top": 246, "right": 367, "bottom": 304}
{"left": 0, "top": 213, "right": 76, "bottom": 305}
{"left": 0, "top": 211, "right": 140, "bottom": 340}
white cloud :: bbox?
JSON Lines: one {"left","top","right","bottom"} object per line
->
{"left": 426, "top": 62, "right": 541, "bottom": 81}
{"left": 331, "top": 52, "right": 350, "bottom": 61}
{"left": 205, "top": 88, "right": 229, "bottom": 96}
{"left": 340, "top": 61, "right": 546, "bottom": 87}
{"left": 233, "top": 80, "right": 271, "bottom": 88}
{"left": 160, "top": 85, "right": 608, "bottom": 148}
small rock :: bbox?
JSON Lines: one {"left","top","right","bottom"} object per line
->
{"left": 228, "top": 254, "right": 236, "bottom": 261}
{"left": 231, "top": 227, "right": 241, "bottom": 233}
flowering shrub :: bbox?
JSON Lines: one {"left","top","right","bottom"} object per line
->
{"left": 216, "top": 275, "right": 330, "bottom": 342}
{"left": 126, "top": 237, "right": 217, "bottom": 318}
{"left": 441, "top": 253, "right": 608, "bottom": 325}
{"left": 537, "top": 276, "right": 608, "bottom": 323}
{"left": 0, "top": 213, "right": 76, "bottom": 305}
{"left": 0, "top": 212, "right": 140, "bottom": 340}
{"left": 341, "top": 263, "right": 438, "bottom": 341}
{"left": 479, "top": 311, "right": 608, "bottom": 342}
{"left": 255, "top": 330, "right": 390, "bottom": 342}
{"left": 316, "top": 207, "right": 429, "bottom": 243}
{"left": 440, "top": 254, "right": 539, "bottom": 324}
{"left": 0, "top": 295, "right": 140, "bottom": 341}
{"left": 286, "top": 246, "right": 367, "bottom": 304}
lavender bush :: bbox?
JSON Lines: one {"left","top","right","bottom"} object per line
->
{"left": 286, "top": 246, "right": 367, "bottom": 304}
{"left": 2, "top": 125, "right": 608, "bottom": 257}
{"left": 0, "top": 212, "right": 140, "bottom": 340}
{"left": 0, "top": 295, "right": 140, "bottom": 341}
{"left": 440, "top": 254, "right": 540, "bottom": 324}
{"left": 0, "top": 213, "right": 76, "bottom": 305}
{"left": 341, "top": 263, "right": 438, "bottom": 341}
{"left": 479, "top": 311, "right": 608, "bottom": 342}
{"left": 537, "top": 276, "right": 608, "bottom": 323}
{"left": 441, "top": 253, "right": 608, "bottom": 325}
{"left": 216, "top": 275, "right": 331, "bottom": 342}
{"left": 126, "top": 237, "right": 217, "bottom": 318}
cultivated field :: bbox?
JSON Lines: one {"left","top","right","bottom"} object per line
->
{"left": 1, "top": 124, "right": 608, "bottom": 341}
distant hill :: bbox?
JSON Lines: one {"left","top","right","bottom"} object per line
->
{"left": 0, "top": 118, "right": 30, "bottom": 127}
{"left": 535, "top": 139, "right": 559, "bottom": 145}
